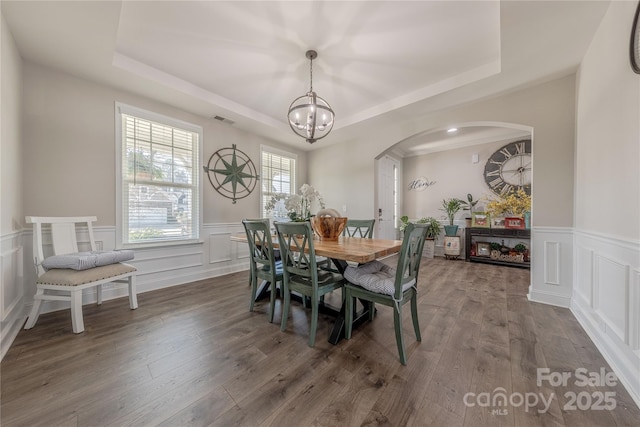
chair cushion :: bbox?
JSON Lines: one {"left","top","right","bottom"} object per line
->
{"left": 344, "top": 260, "right": 415, "bottom": 296}
{"left": 42, "top": 250, "right": 134, "bottom": 271}
{"left": 37, "top": 263, "right": 136, "bottom": 286}
{"left": 259, "top": 260, "right": 283, "bottom": 274}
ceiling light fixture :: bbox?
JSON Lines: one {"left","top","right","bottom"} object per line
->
{"left": 447, "top": 127, "right": 458, "bottom": 133}
{"left": 287, "top": 50, "right": 334, "bottom": 144}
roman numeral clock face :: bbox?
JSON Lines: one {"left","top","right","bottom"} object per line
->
{"left": 484, "top": 140, "right": 532, "bottom": 196}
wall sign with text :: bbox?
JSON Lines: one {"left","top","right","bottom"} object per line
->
{"left": 408, "top": 177, "right": 436, "bottom": 191}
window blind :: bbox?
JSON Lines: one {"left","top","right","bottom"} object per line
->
{"left": 261, "top": 148, "right": 296, "bottom": 218}
{"left": 116, "top": 103, "right": 202, "bottom": 246}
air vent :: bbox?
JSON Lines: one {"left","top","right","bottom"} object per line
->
{"left": 212, "top": 115, "right": 235, "bottom": 125}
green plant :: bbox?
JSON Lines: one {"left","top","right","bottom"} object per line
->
{"left": 440, "top": 198, "right": 463, "bottom": 225}
{"left": 514, "top": 243, "right": 528, "bottom": 253}
{"left": 399, "top": 216, "right": 441, "bottom": 239}
{"left": 490, "top": 242, "right": 502, "bottom": 251}
{"left": 419, "top": 216, "right": 441, "bottom": 239}
{"left": 460, "top": 193, "right": 478, "bottom": 212}
{"left": 399, "top": 215, "right": 410, "bottom": 232}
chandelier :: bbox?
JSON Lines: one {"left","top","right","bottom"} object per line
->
{"left": 287, "top": 50, "right": 335, "bottom": 144}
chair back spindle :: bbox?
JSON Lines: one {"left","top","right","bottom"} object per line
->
{"left": 242, "top": 219, "right": 282, "bottom": 322}
{"left": 343, "top": 219, "right": 376, "bottom": 238}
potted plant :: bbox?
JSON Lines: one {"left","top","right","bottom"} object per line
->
{"left": 419, "top": 216, "right": 440, "bottom": 259}
{"left": 440, "top": 198, "right": 463, "bottom": 236}
{"left": 420, "top": 216, "right": 441, "bottom": 240}
{"left": 399, "top": 216, "right": 441, "bottom": 237}
{"left": 398, "top": 216, "right": 441, "bottom": 258}
{"left": 459, "top": 193, "right": 478, "bottom": 227}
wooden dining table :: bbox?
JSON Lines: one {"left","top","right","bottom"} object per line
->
{"left": 231, "top": 233, "right": 403, "bottom": 344}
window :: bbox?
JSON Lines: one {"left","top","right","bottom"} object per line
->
{"left": 261, "top": 146, "right": 296, "bottom": 218}
{"left": 115, "top": 103, "right": 202, "bottom": 247}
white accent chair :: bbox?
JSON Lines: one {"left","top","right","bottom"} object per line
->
{"left": 25, "top": 216, "right": 138, "bottom": 333}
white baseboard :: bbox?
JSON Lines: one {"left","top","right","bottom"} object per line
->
{"left": 572, "top": 302, "right": 640, "bottom": 408}
{"left": 527, "top": 288, "right": 572, "bottom": 308}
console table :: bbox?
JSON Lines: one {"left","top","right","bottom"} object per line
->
{"left": 465, "top": 227, "right": 530, "bottom": 269}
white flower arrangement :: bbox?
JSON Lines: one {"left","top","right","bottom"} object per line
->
{"left": 266, "top": 183, "right": 325, "bottom": 221}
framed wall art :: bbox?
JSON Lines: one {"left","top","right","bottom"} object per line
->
{"left": 491, "top": 217, "right": 506, "bottom": 229}
{"left": 471, "top": 212, "right": 490, "bottom": 228}
{"left": 476, "top": 242, "right": 491, "bottom": 257}
{"left": 505, "top": 217, "right": 525, "bottom": 229}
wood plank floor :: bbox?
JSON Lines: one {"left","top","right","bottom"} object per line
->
{"left": 2, "top": 257, "right": 639, "bottom": 426}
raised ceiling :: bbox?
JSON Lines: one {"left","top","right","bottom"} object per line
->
{"left": 1, "top": 1, "right": 610, "bottom": 151}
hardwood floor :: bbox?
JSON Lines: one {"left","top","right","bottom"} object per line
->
{"left": 2, "top": 257, "right": 638, "bottom": 426}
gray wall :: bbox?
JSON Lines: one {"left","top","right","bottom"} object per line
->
{"left": 1, "top": 13, "right": 23, "bottom": 234}
{"left": 402, "top": 139, "right": 518, "bottom": 221}
{"left": 575, "top": 0, "right": 640, "bottom": 240}
{"left": 309, "top": 75, "right": 576, "bottom": 229}
{"left": 21, "top": 63, "right": 308, "bottom": 227}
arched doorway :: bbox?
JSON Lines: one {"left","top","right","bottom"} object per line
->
{"left": 375, "top": 121, "right": 533, "bottom": 268}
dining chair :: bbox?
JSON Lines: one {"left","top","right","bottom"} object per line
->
{"left": 274, "top": 221, "right": 347, "bottom": 347}
{"left": 344, "top": 222, "right": 429, "bottom": 365}
{"left": 24, "top": 216, "right": 138, "bottom": 333}
{"left": 242, "top": 219, "right": 282, "bottom": 323}
{"left": 343, "top": 219, "right": 376, "bottom": 238}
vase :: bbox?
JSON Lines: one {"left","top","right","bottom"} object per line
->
{"left": 444, "top": 225, "right": 459, "bottom": 236}
{"left": 311, "top": 216, "right": 348, "bottom": 240}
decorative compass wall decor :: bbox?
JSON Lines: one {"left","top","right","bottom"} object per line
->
{"left": 203, "top": 144, "right": 259, "bottom": 204}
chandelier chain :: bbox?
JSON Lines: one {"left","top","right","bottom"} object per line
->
{"left": 309, "top": 56, "right": 313, "bottom": 92}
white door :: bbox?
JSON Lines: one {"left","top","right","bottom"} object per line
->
{"left": 376, "top": 156, "right": 400, "bottom": 240}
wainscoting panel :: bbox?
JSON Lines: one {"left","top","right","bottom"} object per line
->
{"left": 209, "top": 231, "right": 233, "bottom": 264}
{"left": 631, "top": 269, "right": 640, "bottom": 352}
{"left": 593, "top": 255, "right": 628, "bottom": 344}
{"left": 1, "top": 230, "right": 25, "bottom": 359}
{"left": 572, "top": 229, "right": 640, "bottom": 408}
{"left": 575, "top": 245, "right": 593, "bottom": 307}
{"left": 543, "top": 240, "right": 561, "bottom": 285}
{"left": 235, "top": 231, "right": 250, "bottom": 261}
{"left": 528, "top": 227, "right": 573, "bottom": 307}
{"left": 1, "top": 246, "right": 23, "bottom": 322}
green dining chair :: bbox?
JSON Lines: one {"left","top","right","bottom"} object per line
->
{"left": 344, "top": 222, "right": 429, "bottom": 365}
{"left": 343, "top": 219, "right": 376, "bottom": 238}
{"left": 242, "top": 219, "right": 282, "bottom": 323}
{"left": 274, "top": 221, "right": 347, "bottom": 347}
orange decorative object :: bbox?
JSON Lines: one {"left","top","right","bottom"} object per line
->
{"left": 311, "top": 216, "right": 348, "bottom": 240}
{"left": 504, "top": 217, "right": 525, "bottom": 229}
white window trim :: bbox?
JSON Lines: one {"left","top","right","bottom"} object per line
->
{"left": 115, "top": 102, "right": 204, "bottom": 249}
{"left": 260, "top": 145, "right": 298, "bottom": 218}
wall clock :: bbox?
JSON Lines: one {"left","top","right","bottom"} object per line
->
{"left": 484, "top": 139, "right": 532, "bottom": 196}
{"left": 631, "top": 0, "right": 640, "bottom": 74}
{"left": 203, "top": 144, "right": 259, "bottom": 204}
